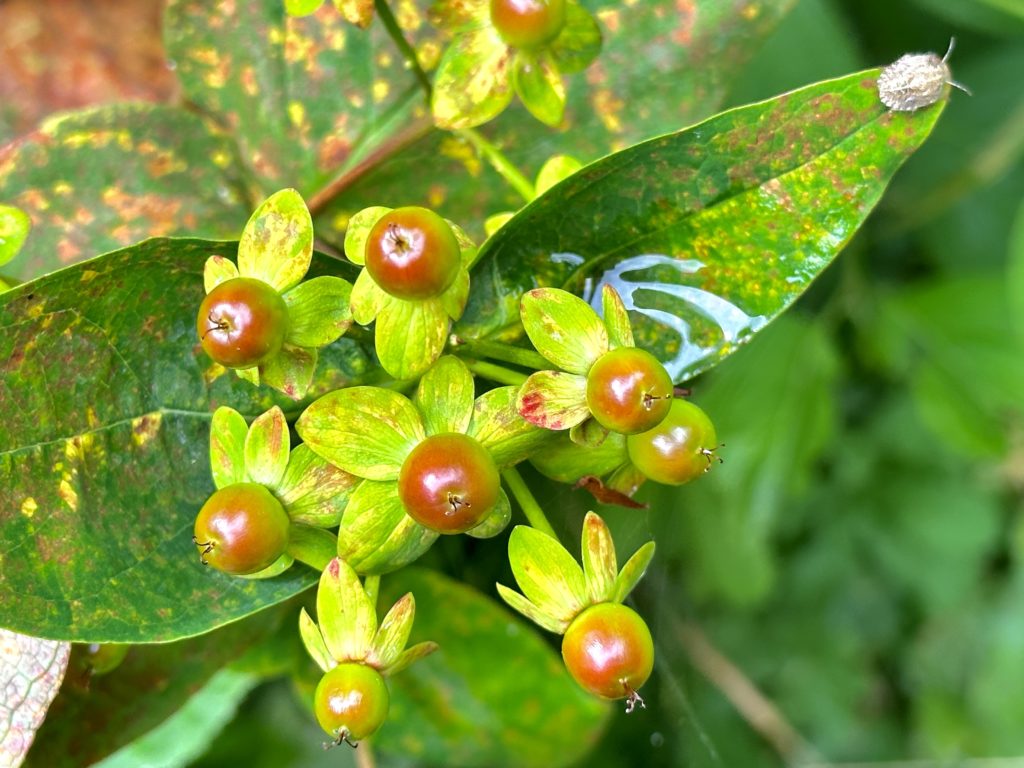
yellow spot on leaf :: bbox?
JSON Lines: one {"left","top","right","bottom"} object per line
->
{"left": 21, "top": 498, "right": 37, "bottom": 518}
{"left": 131, "top": 412, "right": 163, "bottom": 447}
{"left": 372, "top": 79, "right": 390, "bottom": 103}
{"left": 53, "top": 181, "right": 73, "bottom": 196}
{"left": 288, "top": 101, "right": 307, "bottom": 128}
{"left": 80, "top": 270, "right": 100, "bottom": 283}
{"left": 59, "top": 479, "right": 78, "bottom": 511}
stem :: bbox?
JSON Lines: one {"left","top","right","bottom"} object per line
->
{"left": 458, "top": 128, "right": 535, "bottom": 203}
{"left": 460, "top": 358, "right": 529, "bottom": 387}
{"left": 374, "top": 0, "right": 432, "bottom": 97}
{"left": 452, "top": 337, "right": 548, "bottom": 370}
{"left": 354, "top": 739, "right": 377, "bottom": 768}
{"left": 501, "top": 467, "right": 558, "bottom": 539}
{"left": 363, "top": 574, "right": 381, "bottom": 610}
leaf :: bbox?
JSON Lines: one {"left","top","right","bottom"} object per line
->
{"left": 382, "top": 640, "right": 438, "bottom": 678}
{"left": 414, "top": 355, "right": 476, "bottom": 436}
{"left": 460, "top": 70, "right": 945, "bottom": 380}
{"left": 0, "top": 205, "right": 30, "bottom": 267}
{"left": 548, "top": 1, "right": 602, "bottom": 75}
{"left": 535, "top": 154, "right": 583, "bottom": 197}
{"left": 297, "top": 386, "right": 425, "bottom": 480}
{"left": 601, "top": 283, "right": 634, "bottom": 348}
{"left": 507, "top": 525, "right": 587, "bottom": 623}
{"left": 350, "top": 267, "right": 389, "bottom": 325}
{"left": 299, "top": 608, "right": 334, "bottom": 674}
{"left": 377, "top": 569, "right": 606, "bottom": 768}
{"left": 0, "top": 105, "right": 249, "bottom": 281}
{"left": 202, "top": 255, "right": 239, "bottom": 293}
{"left": 259, "top": 342, "right": 318, "bottom": 400}
{"left": 374, "top": 297, "right": 450, "bottom": 380}
{"left": 316, "top": 557, "right": 376, "bottom": 662}
{"left": 336, "top": 480, "right": 438, "bottom": 574}
{"left": 275, "top": 444, "right": 358, "bottom": 527}
{"left": 512, "top": 52, "right": 566, "bottom": 128}
{"left": 468, "top": 385, "right": 550, "bottom": 467}
{"left": 516, "top": 370, "right": 590, "bottom": 430}
{"left": 243, "top": 406, "right": 290, "bottom": 488}
{"left": 495, "top": 583, "right": 567, "bottom": 635}
{"left": 368, "top": 593, "right": 416, "bottom": 671}
{"left": 0, "top": 238, "right": 372, "bottom": 642}
{"left": 432, "top": 24, "right": 514, "bottom": 130}
{"left": 209, "top": 406, "right": 248, "bottom": 490}
{"left": 237, "top": 189, "right": 313, "bottom": 293}
{"left": 520, "top": 288, "right": 608, "bottom": 374}
{"left": 581, "top": 512, "right": 617, "bottom": 604}
{"left": 0, "top": 629, "right": 69, "bottom": 768}
{"left": 343, "top": 206, "right": 390, "bottom": 266}
{"left": 613, "top": 541, "right": 656, "bottom": 604}
{"left": 282, "top": 275, "right": 352, "bottom": 348}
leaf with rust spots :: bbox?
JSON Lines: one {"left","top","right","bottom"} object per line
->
{"left": 0, "top": 237, "right": 370, "bottom": 643}
{"left": 460, "top": 69, "right": 946, "bottom": 382}
{"left": 468, "top": 385, "right": 550, "bottom": 468}
{"left": 506, "top": 525, "right": 587, "bottom": 624}
{"left": 516, "top": 370, "right": 590, "bottom": 431}
{"left": 0, "top": 629, "right": 69, "bottom": 768}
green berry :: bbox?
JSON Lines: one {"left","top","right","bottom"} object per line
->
{"left": 193, "top": 483, "right": 290, "bottom": 575}
{"left": 314, "top": 663, "right": 390, "bottom": 744}
{"left": 197, "top": 277, "right": 288, "bottom": 369}
{"left": 365, "top": 207, "right": 461, "bottom": 300}
{"left": 586, "top": 347, "right": 673, "bottom": 434}
{"left": 490, "top": 0, "right": 567, "bottom": 49}
{"left": 626, "top": 399, "right": 718, "bottom": 485}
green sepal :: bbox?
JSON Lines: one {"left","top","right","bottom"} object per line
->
{"left": 343, "top": 206, "right": 390, "bottom": 266}
{"left": 0, "top": 204, "right": 30, "bottom": 266}
{"left": 209, "top": 406, "right": 248, "bottom": 490}
{"left": 297, "top": 386, "right": 426, "bottom": 481}
{"left": 261, "top": 343, "right": 317, "bottom": 400}
{"left": 448, "top": 220, "right": 479, "bottom": 268}
{"left": 202, "top": 255, "right": 239, "bottom": 293}
{"left": 606, "top": 462, "right": 646, "bottom": 497}
{"left": 516, "top": 370, "right": 590, "bottom": 430}
{"left": 535, "top": 155, "right": 583, "bottom": 196}
{"left": 375, "top": 298, "right": 449, "bottom": 380}
{"left": 484, "top": 213, "right": 514, "bottom": 237}
{"left": 613, "top": 541, "right": 656, "bottom": 603}
{"left": 317, "top": 557, "right": 377, "bottom": 663}
{"left": 282, "top": 275, "right": 353, "bottom": 348}
{"left": 601, "top": 284, "right": 634, "bottom": 349}
{"left": 238, "top": 552, "right": 294, "bottom": 580}
{"left": 581, "top": 512, "right": 617, "bottom": 604}
{"left": 520, "top": 288, "right": 608, "bottom": 374}
{"left": 382, "top": 641, "right": 439, "bottom": 678}
{"left": 495, "top": 583, "right": 568, "bottom": 635}
{"left": 238, "top": 189, "right": 313, "bottom": 294}
{"left": 432, "top": 25, "right": 514, "bottom": 130}
{"left": 350, "top": 267, "right": 388, "bottom": 325}
{"left": 507, "top": 525, "right": 587, "bottom": 623}
{"left": 286, "top": 524, "right": 338, "bottom": 572}
{"left": 569, "top": 418, "right": 609, "bottom": 448}
{"left": 414, "top": 356, "right": 475, "bottom": 436}
{"left": 333, "top": 0, "right": 374, "bottom": 27}
{"left": 235, "top": 366, "right": 260, "bottom": 386}
{"left": 368, "top": 592, "right": 415, "bottom": 671}
{"left": 440, "top": 267, "right": 471, "bottom": 321}
{"left": 284, "top": 0, "right": 324, "bottom": 16}
{"left": 465, "top": 488, "right": 511, "bottom": 539}
{"left": 299, "top": 608, "right": 335, "bottom": 674}
{"left": 337, "top": 480, "right": 438, "bottom": 574}
{"left": 276, "top": 444, "right": 358, "bottom": 528}
{"left": 529, "top": 430, "right": 628, "bottom": 484}
{"left": 244, "top": 406, "right": 290, "bottom": 488}
{"left": 548, "top": 1, "right": 602, "bottom": 75}
{"left": 468, "top": 386, "right": 550, "bottom": 467}
{"left": 512, "top": 52, "right": 565, "bottom": 128}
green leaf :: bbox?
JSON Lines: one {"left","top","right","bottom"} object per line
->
{"left": 299, "top": 608, "right": 334, "bottom": 673}
{"left": 461, "top": 70, "right": 945, "bottom": 380}
{"left": 613, "top": 541, "right": 655, "bottom": 604}
{"left": 581, "top": 512, "right": 617, "bottom": 604}
{"left": 495, "top": 583, "right": 567, "bottom": 635}
{"left": 377, "top": 569, "right": 606, "bottom": 768}
{"left": 414, "top": 355, "right": 475, "bottom": 436}
{"left": 432, "top": 25, "right": 514, "bottom": 130}
{"left": 0, "top": 105, "right": 248, "bottom": 281}
{"left": 316, "top": 557, "right": 376, "bottom": 662}
{"left": 202, "top": 255, "right": 239, "bottom": 293}
{"left": 368, "top": 592, "right": 416, "bottom": 671}
{"left": 0, "top": 629, "right": 69, "bottom": 768}
{"left": 520, "top": 288, "right": 608, "bottom": 374}
{"left": 0, "top": 238, "right": 374, "bottom": 642}
{"left": 244, "top": 406, "right": 290, "bottom": 488}
{"left": 343, "top": 206, "right": 390, "bottom": 266}
{"left": 285, "top": 0, "right": 324, "bottom": 16}
{"left": 467, "top": 385, "right": 550, "bottom": 467}
{"left": 374, "top": 297, "right": 449, "bottom": 380}
{"left": 548, "top": 0, "right": 602, "bottom": 75}
{"left": 507, "top": 525, "right": 587, "bottom": 623}
{"left": 297, "top": 386, "right": 425, "bottom": 481}
{"left": 513, "top": 52, "right": 566, "bottom": 127}
{"left": 0, "top": 204, "right": 31, "bottom": 266}
{"left": 601, "top": 284, "right": 634, "bottom": 348}
{"left": 276, "top": 444, "right": 358, "bottom": 527}
{"left": 282, "top": 275, "right": 352, "bottom": 348}
{"left": 465, "top": 488, "right": 511, "bottom": 539}
{"left": 516, "top": 370, "right": 590, "bottom": 430}
{"left": 237, "top": 189, "right": 312, "bottom": 293}
{"left": 336, "top": 480, "right": 438, "bottom": 574}
{"left": 535, "top": 154, "right": 583, "bottom": 197}
{"left": 209, "top": 406, "right": 248, "bottom": 490}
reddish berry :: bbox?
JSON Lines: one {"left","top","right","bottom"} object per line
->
{"left": 197, "top": 277, "right": 288, "bottom": 369}
{"left": 626, "top": 398, "right": 719, "bottom": 485}
{"left": 586, "top": 347, "right": 673, "bottom": 434}
{"left": 314, "top": 663, "right": 390, "bottom": 744}
{"left": 490, "top": 0, "right": 566, "bottom": 49}
{"left": 193, "top": 483, "right": 290, "bottom": 575}
{"left": 561, "top": 602, "right": 653, "bottom": 708}
{"left": 398, "top": 433, "right": 500, "bottom": 534}
{"left": 365, "top": 207, "right": 461, "bottom": 300}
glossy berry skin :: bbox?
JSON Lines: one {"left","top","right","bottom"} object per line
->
{"left": 626, "top": 398, "right": 717, "bottom": 485}
{"left": 562, "top": 602, "right": 654, "bottom": 700}
{"left": 586, "top": 347, "right": 673, "bottom": 434}
{"left": 398, "top": 433, "right": 500, "bottom": 534}
{"left": 490, "top": 0, "right": 566, "bottom": 49}
{"left": 314, "top": 663, "right": 390, "bottom": 743}
{"left": 365, "top": 207, "right": 461, "bottom": 300}
{"left": 197, "top": 277, "right": 288, "bottom": 368}
{"left": 193, "top": 483, "right": 290, "bottom": 575}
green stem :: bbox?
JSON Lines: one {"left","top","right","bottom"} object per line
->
{"left": 374, "top": 0, "right": 433, "bottom": 97}
{"left": 286, "top": 526, "right": 337, "bottom": 571}
{"left": 355, "top": 739, "right": 377, "bottom": 768}
{"left": 458, "top": 128, "right": 535, "bottom": 203}
{"left": 363, "top": 574, "right": 381, "bottom": 610}
{"left": 452, "top": 338, "right": 548, "bottom": 370}
{"left": 501, "top": 467, "right": 558, "bottom": 539}
{"left": 460, "top": 358, "right": 529, "bottom": 387}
